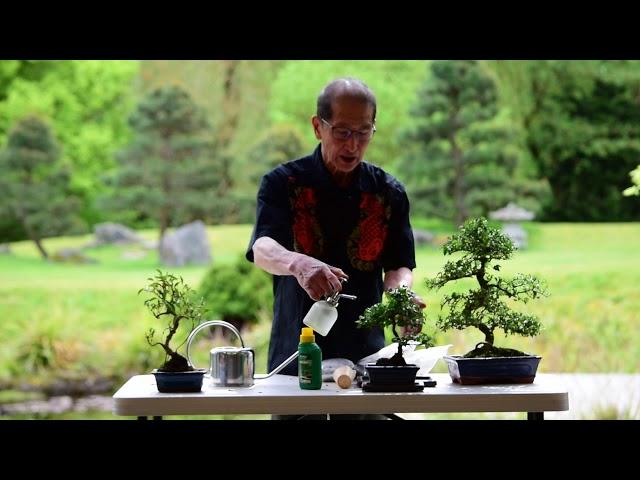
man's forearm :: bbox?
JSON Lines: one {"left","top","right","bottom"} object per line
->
{"left": 253, "top": 236, "right": 347, "bottom": 300}
{"left": 383, "top": 267, "right": 414, "bottom": 290}
{"left": 252, "top": 236, "right": 301, "bottom": 276}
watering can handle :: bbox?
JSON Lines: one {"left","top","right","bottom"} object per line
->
{"left": 186, "top": 320, "right": 245, "bottom": 369}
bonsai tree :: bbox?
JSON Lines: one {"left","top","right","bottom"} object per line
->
{"left": 140, "top": 270, "right": 208, "bottom": 372}
{"left": 425, "top": 217, "right": 548, "bottom": 358}
{"left": 357, "top": 286, "right": 433, "bottom": 366}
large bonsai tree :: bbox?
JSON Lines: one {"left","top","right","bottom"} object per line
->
{"left": 140, "top": 270, "right": 207, "bottom": 372}
{"left": 357, "top": 286, "right": 433, "bottom": 366}
{"left": 426, "top": 217, "right": 548, "bottom": 358}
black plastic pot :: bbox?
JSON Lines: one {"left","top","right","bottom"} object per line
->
{"left": 444, "top": 355, "right": 541, "bottom": 385}
{"left": 365, "top": 364, "right": 419, "bottom": 385}
{"left": 152, "top": 369, "right": 206, "bottom": 393}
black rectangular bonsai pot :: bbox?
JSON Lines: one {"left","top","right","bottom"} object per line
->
{"left": 365, "top": 364, "right": 419, "bottom": 385}
{"left": 152, "top": 369, "right": 206, "bottom": 393}
{"left": 444, "top": 355, "right": 541, "bottom": 385}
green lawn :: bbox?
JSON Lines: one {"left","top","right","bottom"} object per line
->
{"left": 0, "top": 222, "right": 638, "bottom": 400}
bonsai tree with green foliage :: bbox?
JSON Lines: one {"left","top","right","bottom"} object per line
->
{"left": 357, "top": 286, "right": 433, "bottom": 366}
{"left": 140, "top": 270, "right": 207, "bottom": 371}
{"left": 425, "top": 217, "right": 548, "bottom": 358}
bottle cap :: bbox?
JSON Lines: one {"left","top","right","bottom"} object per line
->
{"left": 300, "top": 327, "right": 315, "bottom": 342}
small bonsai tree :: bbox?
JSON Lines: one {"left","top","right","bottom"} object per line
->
{"left": 140, "top": 270, "right": 207, "bottom": 372}
{"left": 425, "top": 217, "right": 548, "bottom": 358}
{"left": 357, "top": 286, "right": 433, "bottom": 366}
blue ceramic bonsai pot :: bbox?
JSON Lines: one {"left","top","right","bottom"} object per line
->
{"left": 444, "top": 355, "right": 541, "bottom": 385}
{"left": 152, "top": 369, "right": 206, "bottom": 393}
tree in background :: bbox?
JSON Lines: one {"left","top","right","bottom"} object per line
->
{"left": 0, "top": 60, "right": 138, "bottom": 231}
{"left": 0, "top": 116, "right": 79, "bottom": 258}
{"left": 490, "top": 60, "right": 640, "bottom": 221}
{"left": 138, "top": 60, "right": 285, "bottom": 224}
{"left": 103, "top": 85, "right": 220, "bottom": 246}
{"left": 399, "top": 60, "right": 545, "bottom": 226}
{"left": 228, "top": 124, "right": 308, "bottom": 223}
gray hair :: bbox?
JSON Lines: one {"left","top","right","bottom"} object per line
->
{"left": 316, "top": 77, "right": 377, "bottom": 123}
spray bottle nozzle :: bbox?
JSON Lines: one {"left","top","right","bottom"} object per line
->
{"left": 325, "top": 277, "right": 357, "bottom": 307}
{"left": 304, "top": 279, "right": 358, "bottom": 336}
{"left": 325, "top": 292, "right": 357, "bottom": 307}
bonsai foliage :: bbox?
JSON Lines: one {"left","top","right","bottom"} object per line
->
{"left": 426, "top": 217, "right": 548, "bottom": 358}
{"left": 357, "top": 286, "right": 433, "bottom": 366}
{"left": 140, "top": 270, "right": 207, "bottom": 372}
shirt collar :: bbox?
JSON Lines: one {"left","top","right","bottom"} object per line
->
{"left": 311, "top": 144, "right": 375, "bottom": 193}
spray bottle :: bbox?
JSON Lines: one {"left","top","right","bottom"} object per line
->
{"left": 302, "top": 285, "right": 357, "bottom": 336}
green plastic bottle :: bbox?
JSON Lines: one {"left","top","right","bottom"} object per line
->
{"left": 298, "top": 327, "right": 322, "bottom": 390}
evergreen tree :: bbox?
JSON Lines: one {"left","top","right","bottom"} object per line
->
{"left": 400, "top": 60, "right": 545, "bottom": 226}
{"left": 0, "top": 60, "right": 138, "bottom": 230}
{"left": 103, "top": 85, "right": 221, "bottom": 245}
{"left": 0, "top": 116, "right": 79, "bottom": 258}
{"left": 491, "top": 60, "right": 640, "bottom": 221}
{"left": 246, "top": 124, "right": 306, "bottom": 184}
{"left": 228, "top": 124, "right": 308, "bottom": 223}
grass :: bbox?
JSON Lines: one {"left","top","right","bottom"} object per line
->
{"left": 1, "top": 222, "right": 639, "bottom": 418}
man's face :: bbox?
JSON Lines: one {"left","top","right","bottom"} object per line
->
{"left": 312, "top": 97, "right": 375, "bottom": 177}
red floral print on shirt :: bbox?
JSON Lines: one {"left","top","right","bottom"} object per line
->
{"left": 289, "top": 183, "right": 323, "bottom": 257}
{"left": 348, "top": 192, "right": 390, "bottom": 271}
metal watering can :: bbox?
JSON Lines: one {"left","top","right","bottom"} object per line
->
{"left": 186, "top": 320, "right": 297, "bottom": 387}
{"left": 186, "top": 293, "right": 356, "bottom": 387}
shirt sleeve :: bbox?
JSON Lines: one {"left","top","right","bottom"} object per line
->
{"left": 245, "top": 171, "right": 293, "bottom": 263}
{"left": 381, "top": 182, "right": 416, "bottom": 271}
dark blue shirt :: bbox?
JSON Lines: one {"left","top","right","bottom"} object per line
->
{"left": 246, "top": 145, "right": 416, "bottom": 375}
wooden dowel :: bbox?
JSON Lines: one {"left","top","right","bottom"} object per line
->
{"left": 333, "top": 366, "right": 356, "bottom": 389}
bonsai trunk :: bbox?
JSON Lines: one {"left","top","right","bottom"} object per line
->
{"left": 375, "top": 324, "right": 407, "bottom": 366}
{"left": 160, "top": 351, "right": 194, "bottom": 372}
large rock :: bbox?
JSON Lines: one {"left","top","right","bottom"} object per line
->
{"left": 93, "top": 223, "right": 143, "bottom": 245}
{"left": 0, "top": 243, "right": 10, "bottom": 254}
{"left": 489, "top": 202, "right": 535, "bottom": 222}
{"left": 160, "top": 220, "right": 212, "bottom": 267}
{"left": 489, "top": 203, "right": 534, "bottom": 250}
{"left": 413, "top": 229, "right": 435, "bottom": 246}
{"left": 502, "top": 223, "right": 528, "bottom": 250}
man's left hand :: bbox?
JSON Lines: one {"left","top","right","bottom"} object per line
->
{"left": 400, "top": 291, "right": 426, "bottom": 336}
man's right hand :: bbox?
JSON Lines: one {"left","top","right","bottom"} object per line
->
{"left": 289, "top": 254, "right": 347, "bottom": 301}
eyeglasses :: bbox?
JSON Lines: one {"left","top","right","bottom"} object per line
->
{"left": 320, "top": 117, "right": 376, "bottom": 142}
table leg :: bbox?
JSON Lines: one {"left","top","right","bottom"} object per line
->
{"left": 383, "top": 413, "right": 404, "bottom": 420}
{"left": 527, "top": 411, "right": 544, "bottom": 421}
